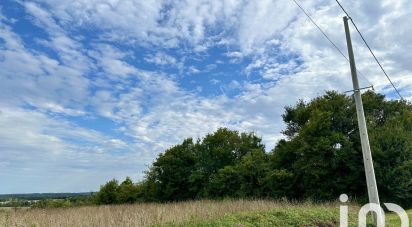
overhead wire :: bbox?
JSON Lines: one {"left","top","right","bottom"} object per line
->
{"left": 335, "top": 0, "right": 404, "bottom": 100}
{"left": 291, "top": 0, "right": 373, "bottom": 87}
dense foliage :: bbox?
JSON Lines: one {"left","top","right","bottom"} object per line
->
{"left": 96, "top": 91, "right": 412, "bottom": 207}
{"left": 94, "top": 177, "right": 143, "bottom": 204}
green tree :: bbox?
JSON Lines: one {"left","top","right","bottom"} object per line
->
{"left": 208, "top": 149, "right": 269, "bottom": 198}
{"left": 95, "top": 179, "right": 119, "bottom": 204}
{"left": 145, "top": 139, "right": 197, "bottom": 201}
{"left": 208, "top": 165, "right": 242, "bottom": 198}
{"left": 97, "top": 91, "right": 411, "bottom": 206}
{"left": 191, "top": 128, "right": 265, "bottom": 197}
{"left": 143, "top": 128, "right": 266, "bottom": 201}
{"left": 271, "top": 92, "right": 365, "bottom": 200}
{"left": 388, "top": 160, "right": 412, "bottom": 207}
{"left": 271, "top": 91, "right": 412, "bottom": 202}
{"left": 117, "top": 177, "right": 139, "bottom": 203}
{"left": 366, "top": 93, "right": 412, "bottom": 206}
{"left": 235, "top": 149, "right": 268, "bottom": 197}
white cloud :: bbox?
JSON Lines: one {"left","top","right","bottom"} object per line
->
{"left": 144, "top": 52, "right": 177, "bottom": 66}
{"left": 1, "top": 0, "right": 412, "bottom": 193}
{"left": 210, "top": 79, "right": 220, "bottom": 85}
{"left": 187, "top": 66, "right": 201, "bottom": 74}
{"left": 225, "top": 51, "right": 243, "bottom": 58}
{"left": 0, "top": 106, "right": 145, "bottom": 193}
{"left": 23, "top": 2, "right": 91, "bottom": 72}
{"left": 89, "top": 44, "right": 137, "bottom": 80}
{"left": 0, "top": 19, "right": 90, "bottom": 112}
{"left": 237, "top": 0, "right": 297, "bottom": 54}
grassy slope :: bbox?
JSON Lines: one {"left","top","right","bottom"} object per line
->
{"left": 386, "top": 209, "right": 412, "bottom": 227}
{"left": 2, "top": 200, "right": 410, "bottom": 227}
{"left": 174, "top": 207, "right": 342, "bottom": 227}
{"left": 1, "top": 200, "right": 321, "bottom": 227}
{"left": 174, "top": 207, "right": 412, "bottom": 227}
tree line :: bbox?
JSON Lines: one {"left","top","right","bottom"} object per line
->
{"left": 96, "top": 91, "right": 412, "bottom": 208}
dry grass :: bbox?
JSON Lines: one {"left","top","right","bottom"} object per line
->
{"left": 0, "top": 200, "right": 343, "bottom": 227}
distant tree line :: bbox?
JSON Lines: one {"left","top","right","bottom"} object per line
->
{"left": 96, "top": 91, "right": 412, "bottom": 208}
{"left": 30, "top": 196, "right": 94, "bottom": 208}
{"left": 0, "top": 194, "right": 94, "bottom": 208}
{"left": 0, "top": 192, "right": 93, "bottom": 201}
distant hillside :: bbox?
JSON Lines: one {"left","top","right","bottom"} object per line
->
{"left": 0, "top": 192, "right": 94, "bottom": 201}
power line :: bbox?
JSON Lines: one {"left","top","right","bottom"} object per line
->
{"left": 291, "top": 0, "right": 373, "bottom": 87}
{"left": 335, "top": 0, "right": 404, "bottom": 100}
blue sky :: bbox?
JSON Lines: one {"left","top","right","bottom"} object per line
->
{"left": 1, "top": 0, "right": 411, "bottom": 194}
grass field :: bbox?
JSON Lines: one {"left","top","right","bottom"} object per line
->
{"left": 1, "top": 200, "right": 410, "bottom": 226}
{"left": 386, "top": 209, "right": 412, "bottom": 227}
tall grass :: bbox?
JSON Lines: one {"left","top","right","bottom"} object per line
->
{"left": 1, "top": 199, "right": 354, "bottom": 227}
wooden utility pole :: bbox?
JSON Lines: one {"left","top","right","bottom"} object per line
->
{"left": 343, "top": 16, "right": 381, "bottom": 225}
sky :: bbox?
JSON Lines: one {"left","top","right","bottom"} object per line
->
{"left": 0, "top": 0, "right": 411, "bottom": 194}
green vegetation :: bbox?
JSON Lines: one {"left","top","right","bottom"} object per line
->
{"left": 2, "top": 91, "right": 410, "bottom": 226}
{"left": 172, "top": 207, "right": 412, "bottom": 227}
{"left": 0, "top": 193, "right": 94, "bottom": 208}
{"left": 0, "top": 199, "right": 32, "bottom": 207}
{"left": 31, "top": 196, "right": 95, "bottom": 208}
{"left": 386, "top": 209, "right": 412, "bottom": 226}
{"left": 2, "top": 199, "right": 410, "bottom": 226}
{"left": 94, "top": 177, "right": 141, "bottom": 204}
{"left": 95, "top": 91, "right": 412, "bottom": 209}
{"left": 174, "top": 207, "right": 343, "bottom": 227}
{"left": 0, "top": 192, "right": 93, "bottom": 201}
{"left": 3, "top": 91, "right": 405, "bottom": 226}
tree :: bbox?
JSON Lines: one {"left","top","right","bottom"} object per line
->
{"left": 208, "top": 149, "right": 269, "bottom": 198}
{"left": 235, "top": 149, "right": 268, "bottom": 197}
{"left": 96, "top": 91, "right": 411, "bottom": 206}
{"left": 367, "top": 93, "right": 412, "bottom": 206}
{"left": 271, "top": 92, "right": 364, "bottom": 200}
{"left": 117, "top": 177, "right": 139, "bottom": 203}
{"left": 143, "top": 128, "right": 266, "bottom": 201}
{"left": 95, "top": 179, "right": 119, "bottom": 204}
{"left": 144, "top": 139, "right": 197, "bottom": 201}
{"left": 208, "top": 165, "right": 242, "bottom": 198}
{"left": 388, "top": 160, "right": 412, "bottom": 207}
{"left": 191, "top": 128, "right": 265, "bottom": 197}
{"left": 271, "top": 91, "right": 412, "bottom": 202}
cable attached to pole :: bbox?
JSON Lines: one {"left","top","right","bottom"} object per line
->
{"left": 291, "top": 0, "right": 373, "bottom": 87}
{"left": 335, "top": 0, "right": 404, "bottom": 100}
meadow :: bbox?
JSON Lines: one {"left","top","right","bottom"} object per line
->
{"left": 4, "top": 199, "right": 408, "bottom": 227}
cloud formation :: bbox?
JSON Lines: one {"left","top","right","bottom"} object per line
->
{"left": 0, "top": 0, "right": 411, "bottom": 193}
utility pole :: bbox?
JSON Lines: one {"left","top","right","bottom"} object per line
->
{"left": 343, "top": 16, "right": 382, "bottom": 226}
